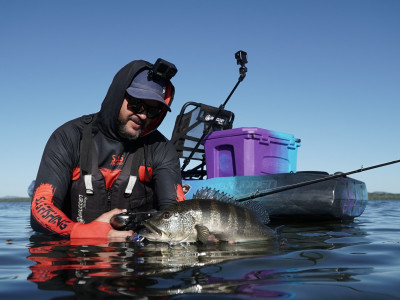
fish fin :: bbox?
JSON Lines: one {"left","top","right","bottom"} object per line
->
{"left": 192, "top": 187, "right": 270, "bottom": 224}
{"left": 193, "top": 187, "right": 235, "bottom": 202}
{"left": 195, "top": 225, "right": 210, "bottom": 244}
{"left": 239, "top": 200, "right": 270, "bottom": 225}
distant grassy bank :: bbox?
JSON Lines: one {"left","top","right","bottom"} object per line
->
{"left": 1, "top": 193, "right": 400, "bottom": 202}
{"left": 0, "top": 197, "right": 31, "bottom": 202}
{"left": 368, "top": 193, "right": 400, "bottom": 200}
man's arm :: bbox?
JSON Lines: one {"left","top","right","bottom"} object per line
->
{"left": 30, "top": 124, "right": 80, "bottom": 236}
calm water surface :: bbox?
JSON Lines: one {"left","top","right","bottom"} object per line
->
{"left": 0, "top": 200, "right": 399, "bottom": 299}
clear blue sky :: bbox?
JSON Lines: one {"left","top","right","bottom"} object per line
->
{"left": 1, "top": 0, "right": 399, "bottom": 197}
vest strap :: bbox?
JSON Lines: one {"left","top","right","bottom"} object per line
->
{"left": 124, "top": 142, "right": 145, "bottom": 196}
{"left": 80, "top": 114, "right": 96, "bottom": 195}
{"left": 84, "top": 174, "right": 94, "bottom": 194}
{"left": 124, "top": 175, "right": 137, "bottom": 196}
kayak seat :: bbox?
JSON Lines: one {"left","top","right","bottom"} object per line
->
{"left": 171, "top": 102, "right": 234, "bottom": 179}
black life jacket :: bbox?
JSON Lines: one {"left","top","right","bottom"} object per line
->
{"left": 69, "top": 115, "right": 155, "bottom": 224}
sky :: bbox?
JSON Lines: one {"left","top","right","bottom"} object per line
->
{"left": 0, "top": 0, "right": 399, "bottom": 197}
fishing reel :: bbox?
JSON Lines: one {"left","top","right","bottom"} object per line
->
{"left": 110, "top": 210, "right": 157, "bottom": 231}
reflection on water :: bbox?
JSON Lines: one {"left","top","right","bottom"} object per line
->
{"left": 1, "top": 201, "right": 398, "bottom": 299}
{"left": 26, "top": 220, "right": 376, "bottom": 299}
{"left": 280, "top": 220, "right": 368, "bottom": 251}
{"left": 27, "top": 236, "right": 279, "bottom": 297}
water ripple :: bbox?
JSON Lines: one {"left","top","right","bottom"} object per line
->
{"left": 1, "top": 201, "right": 400, "bottom": 299}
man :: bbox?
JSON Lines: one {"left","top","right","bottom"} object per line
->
{"left": 30, "top": 59, "right": 185, "bottom": 241}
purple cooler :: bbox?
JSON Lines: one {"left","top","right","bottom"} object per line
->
{"left": 203, "top": 127, "right": 301, "bottom": 178}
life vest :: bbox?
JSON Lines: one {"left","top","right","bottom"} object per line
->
{"left": 69, "top": 115, "right": 155, "bottom": 224}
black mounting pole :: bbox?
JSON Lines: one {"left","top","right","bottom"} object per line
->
{"left": 181, "top": 50, "right": 248, "bottom": 172}
{"left": 236, "top": 159, "right": 400, "bottom": 202}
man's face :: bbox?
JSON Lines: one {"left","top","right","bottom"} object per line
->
{"left": 118, "top": 97, "right": 161, "bottom": 140}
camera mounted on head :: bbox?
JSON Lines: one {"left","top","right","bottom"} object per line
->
{"left": 148, "top": 58, "right": 178, "bottom": 82}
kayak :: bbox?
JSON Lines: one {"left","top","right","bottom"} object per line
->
{"left": 182, "top": 172, "right": 368, "bottom": 221}
{"left": 171, "top": 102, "right": 367, "bottom": 221}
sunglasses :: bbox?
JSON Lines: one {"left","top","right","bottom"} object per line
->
{"left": 126, "top": 95, "right": 163, "bottom": 119}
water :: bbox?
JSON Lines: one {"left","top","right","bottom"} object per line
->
{"left": 1, "top": 200, "right": 399, "bottom": 299}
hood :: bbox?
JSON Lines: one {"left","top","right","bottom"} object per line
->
{"left": 97, "top": 60, "right": 175, "bottom": 140}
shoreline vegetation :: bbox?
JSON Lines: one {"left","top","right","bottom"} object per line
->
{"left": 1, "top": 193, "right": 400, "bottom": 202}
{"left": 367, "top": 192, "right": 400, "bottom": 200}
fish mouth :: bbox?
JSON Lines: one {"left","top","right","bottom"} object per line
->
{"left": 141, "top": 221, "right": 192, "bottom": 245}
{"left": 142, "top": 221, "right": 163, "bottom": 236}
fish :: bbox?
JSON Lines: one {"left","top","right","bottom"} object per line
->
{"left": 139, "top": 188, "right": 276, "bottom": 244}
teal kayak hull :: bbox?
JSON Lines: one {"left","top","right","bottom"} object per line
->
{"left": 183, "top": 172, "right": 368, "bottom": 221}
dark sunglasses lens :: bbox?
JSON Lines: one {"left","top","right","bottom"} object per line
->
{"left": 146, "top": 106, "right": 162, "bottom": 119}
{"left": 127, "top": 100, "right": 143, "bottom": 113}
{"left": 127, "top": 97, "right": 162, "bottom": 119}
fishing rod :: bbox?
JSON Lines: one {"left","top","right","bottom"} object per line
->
{"left": 237, "top": 159, "right": 400, "bottom": 202}
{"left": 181, "top": 50, "right": 248, "bottom": 172}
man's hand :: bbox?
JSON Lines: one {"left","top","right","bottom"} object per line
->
{"left": 95, "top": 208, "right": 134, "bottom": 241}
{"left": 70, "top": 208, "right": 134, "bottom": 241}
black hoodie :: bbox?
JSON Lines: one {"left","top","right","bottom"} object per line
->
{"left": 30, "top": 60, "right": 185, "bottom": 237}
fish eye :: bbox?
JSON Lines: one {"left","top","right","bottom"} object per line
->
{"left": 162, "top": 212, "right": 171, "bottom": 219}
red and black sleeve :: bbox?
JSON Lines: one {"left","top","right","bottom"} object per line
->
{"left": 30, "top": 120, "right": 82, "bottom": 236}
